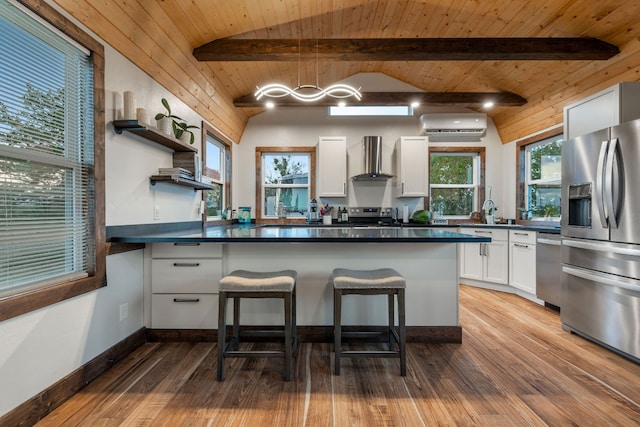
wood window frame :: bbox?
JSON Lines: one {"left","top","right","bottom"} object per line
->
{"left": 0, "top": 0, "right": 105, "bottom": 322}
{"left": 428, "top": 146, "right": 485, "bottom": 222}
{"left": 201, "top": 122, "right": 233, "bottom": 226}
{"left": 255, "top": 146, "right": 316, "bottom": 224}
{"left": 515, "top": 128, "right": 562, "bottom": 226}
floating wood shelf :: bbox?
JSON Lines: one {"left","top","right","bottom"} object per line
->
{"left": 149, "top": 175, "right": 214, "bottom": 191}
{"left": 113, "top": 120, "right": 197, "bottom": 153}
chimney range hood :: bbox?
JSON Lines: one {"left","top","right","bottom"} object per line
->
{"left": 351, "top": 136, "right": 393, "bottom": 181}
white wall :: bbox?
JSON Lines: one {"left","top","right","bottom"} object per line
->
{"left": 0, "top": 251, "right": 144, "bottom": 416}
{"left": 501, "top": 141, "right": 518, "bottom": 220}
{"left": 104, "top": 47, "right": 205, "bottom": 226}
{"left": 235, "top": 102, "right": 507, "bottom": 219}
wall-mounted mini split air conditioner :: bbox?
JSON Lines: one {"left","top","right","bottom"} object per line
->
{"left": 419, "top": 113, "right": 487, "bottom": 138}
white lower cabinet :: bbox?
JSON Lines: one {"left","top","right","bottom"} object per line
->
{"left": 460, "top": 228, "right": 509, "bottom": 285}
{"left": 151, "top": 294, "right": 219, "bottom": 329}
{"left": 509, "top": 230, "right": 537, "bottom": 294}
{"left": 151, "top": 242, "right": 223, "bottom": 329}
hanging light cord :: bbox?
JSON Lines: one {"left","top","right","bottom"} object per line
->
{"left": 255, "top": 18, "right": 361, "bottom": 104}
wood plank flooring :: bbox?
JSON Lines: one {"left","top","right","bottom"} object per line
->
{"left": 36, "top": 285, "right": 640, "bottom": 426}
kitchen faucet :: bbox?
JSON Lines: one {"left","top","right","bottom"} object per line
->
{"left": 481, "top": 186, "right": 496, "bottom": 224}
{"left": 482, "top": 199, "right": 496, "bottom": 224}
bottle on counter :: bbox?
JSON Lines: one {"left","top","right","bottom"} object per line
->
{"left": 337, "top": 206, "right": 342, "bottom": 223}
{"left": 342, "top": 207, "right": 349, "bottom": 223}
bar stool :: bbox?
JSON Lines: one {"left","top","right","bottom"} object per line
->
{"left": 331, "top": 268, "right": 406, "bottom": 376}
{"left": 217, "top": 269, "right": 297, "bottom": 381}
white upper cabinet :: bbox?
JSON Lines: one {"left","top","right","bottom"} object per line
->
{"left": 317, "top": 136, "right": 347, "bottom": 197}
{"left": 395, "top": 136, "right": 428, "bottom": 197}
{"left": 564, "top": 82, "right": 640, "bottom": 140}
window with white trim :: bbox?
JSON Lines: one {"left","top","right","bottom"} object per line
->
{"left": 523, "top": 136, "right": 562, "bottom": 221}
{"left": 202, "top": 132, "right": 227, "bottom": 219}
{"left": 255, "top": 147, "right": 316, "bottom": 220}
{"left": 0, "top": 0, "right": 103, "bottom": 310}
{"left": 429, "top": 148, "right": 485, "bottom": 218}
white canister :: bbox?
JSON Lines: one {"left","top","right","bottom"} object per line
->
{"left": 123, "top": 91, "right": 136, "bottom": 120}
{"left": 323, "top": 215, "right": 332, "bottom": 225}
{"left": 113, "top": 92, "right": 123, "bottom": 120}
{"left": 136, "top": 108, "right": 150, "bottom": 126}
{"left": 402, "top": 204, "right": 409, "bottom": 223}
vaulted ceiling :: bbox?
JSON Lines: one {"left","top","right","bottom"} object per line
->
{"left": 51, "top": 0, "right": 640, "bottom": 144}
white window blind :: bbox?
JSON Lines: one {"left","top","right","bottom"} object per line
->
{"left": 0, "top": 0, "right": 94, "bottom": 298}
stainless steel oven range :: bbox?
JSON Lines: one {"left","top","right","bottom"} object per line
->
{"left": 347, "top": 206, "right": 394, "bottom": 225}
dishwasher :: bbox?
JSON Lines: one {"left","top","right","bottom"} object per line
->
{"left": 536, "top": 232, "right": 562, "bottom": 308}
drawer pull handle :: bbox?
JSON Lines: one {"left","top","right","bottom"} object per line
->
{"left": 514, "top": 232, "right": 529, "bottom": 236}
{"left": 474, "top": 230, "right": 492, "bottom": 234}
{"left": 514, "top": 243, "right": 529, "bottom": 248}
{"left": 173, "top": 298, "right": 200, "bottom": 303}
{"left": 173, "top": 262, "right": 200, "bottom": 267}
{"left": 173, "top": 242, "right": 201, "bottom": 246}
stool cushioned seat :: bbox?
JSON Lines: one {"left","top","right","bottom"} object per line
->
{"left": 330, "top": 268, "right": 406, "bottom": 289}
{"left": 219, "top": 269, "right": 296, "bottom": 292}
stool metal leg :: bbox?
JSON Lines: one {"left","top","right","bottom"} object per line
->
{"left": 398, "top": 288, "right": 406, "bottom": 376}
{"left": 217, "top": 291, "right": 227, "bottom": 381}
{"left": 284, "top": 291, "right": 292, "bottom": 381}
{"left": 292, "top": 286, "right": 298, "bottom": 356}
{"left": 334, "top": 288, "right": 340, "bottom": 375}
{"left": 387, "top": 293, "right": 395, "bottom": 350}
{"left": 232, "top": 297, "right": 241, "bottom": 350}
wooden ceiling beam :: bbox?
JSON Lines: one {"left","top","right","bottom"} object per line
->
{"left": 233, "top": 91, "right": 527, "bottom": 108}
{"left": 195, "top": 38, "right": 619, "bottom": 62}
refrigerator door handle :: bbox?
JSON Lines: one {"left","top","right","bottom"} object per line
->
{"left": 562, "top": 238, "right": 640, "bottom": 257}
{"left": 596, "top": 140, "right": 609, "bottom": 227}
{"left": 537, "top": 238, "right": 561, "bottom": 245}
{"left": 563, "top": 266, "right": 640, "bottom": 293}
{"left": 604, "top": 137, "right": 619, "bottom": 229}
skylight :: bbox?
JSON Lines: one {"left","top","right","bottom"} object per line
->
{"left": 328, "top": 105, "right": 414, "bottom": 116}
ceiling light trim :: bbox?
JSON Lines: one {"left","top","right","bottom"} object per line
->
{"left": 254, "top": 83, "right": 362, "bottom": 103}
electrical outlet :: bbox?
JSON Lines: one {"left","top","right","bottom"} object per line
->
{"left": 154, "top": 205, "right": 160, "bottom": 220}
{"left": 119, "top": 302, "right": 128, "bottom": 321}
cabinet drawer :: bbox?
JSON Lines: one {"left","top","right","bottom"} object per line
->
{"left": 151, "top": 259, "right": 222, "bottom": 293}
{"left": 152, "top": 242, "right": 223, "bottom": 258}
{"left": 510, "top": 230, "right": 536, "bottom": 245}
{"left": 466, "top": 228, "right": 508, "bottom": 241}
{"left": 151, "top": 294, "right": 218, "bottom": 329}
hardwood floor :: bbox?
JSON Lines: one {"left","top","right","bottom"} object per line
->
{"left": 36, "top": 285, "right": 640, "bottom": 426}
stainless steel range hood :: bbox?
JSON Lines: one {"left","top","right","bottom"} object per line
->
{"left": 351, "top": 136, "right": 393, "bottom": 181}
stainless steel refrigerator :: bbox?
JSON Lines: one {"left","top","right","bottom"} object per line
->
{"left": 561, "top": 118, "right": 640, "bottom": 363}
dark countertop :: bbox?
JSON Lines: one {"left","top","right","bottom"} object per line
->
{"left": 109, "top": 224, "right": 492, "bottom": 244}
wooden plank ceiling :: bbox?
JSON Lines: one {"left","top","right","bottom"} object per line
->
{"left": 52, "top": 0, "right": 640, "bottom": 144}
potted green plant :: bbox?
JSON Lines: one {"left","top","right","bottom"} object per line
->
{"left": 154, "top": 98, "right": 199, "bottom": 144}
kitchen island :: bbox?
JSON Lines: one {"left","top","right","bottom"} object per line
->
{"left": 110, "top": 224, "right": 490, "bottom": 342}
